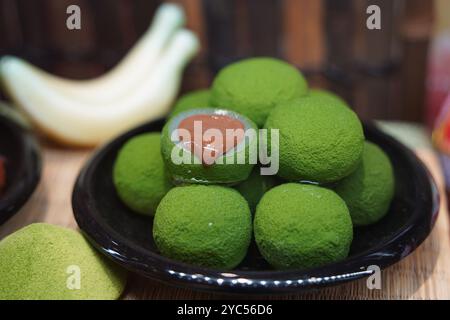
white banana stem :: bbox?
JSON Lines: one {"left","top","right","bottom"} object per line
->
{"left": 0, "top": 30, "right": 199, "bottom": 146}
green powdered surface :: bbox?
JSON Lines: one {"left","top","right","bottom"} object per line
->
{"left": 234, "top": 167, "right": 277, "bottom": 212}
{"left": 334, "top": 142, "right": 395, "bottom": 226}
{"left": 254, "top": 183, "right": 353, "bottom": 270}
{"left": 169, "top": 89, "right": 212, "bottom": 118}
{"left": 153, "top": 185, "right": 252, "bottom": 269}
{"left": 309, "top": 89, "right": 349, "bottom": 107}
{"left": 0, "top": 223, "right": 127, "bottom": 300}
{"left": 264, "top": 96, "right": 364, "bottom": 183}
{"left": 113, "top": 132, "right": 172, "bottom": 216}
{"left": 210, "top": 57, "right": 308, "bottom": 127}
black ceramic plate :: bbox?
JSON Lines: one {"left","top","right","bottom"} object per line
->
{"left": 72, "top": 119, "right": 439, "bottom": 294}
{"left": 0, "top": 114, "right": 41, "bottom": 225}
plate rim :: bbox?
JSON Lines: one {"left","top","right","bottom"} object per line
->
{"left": 0, "top": 115, "right": 42, "bottom": 225}
{"left": 72, "top": 119, "right": 439, "bottom": 294}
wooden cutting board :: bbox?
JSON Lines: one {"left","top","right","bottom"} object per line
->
{"left": 1, "top": 145, "right": 449, "bottom": 300}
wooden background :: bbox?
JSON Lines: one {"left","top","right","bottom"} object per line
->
{"left": 0, "top": 0, "right": 434, "bottom": 122}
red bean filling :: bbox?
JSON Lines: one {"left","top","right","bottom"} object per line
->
{"left": 178, "top": 114, "right": 245, "bottom": 165}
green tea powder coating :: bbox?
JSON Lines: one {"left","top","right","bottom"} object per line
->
{"left": 113, "top": 133, "right": 172, "bottom": 216}
{"left": 335, "top": 142, "right": 395, "bottom": 226}
{"left": 264, "top": 96, "right": 364, "bottom": 183}
{"left": 234, "top": 167, "right": 277, "bottom": 212}
{"left": 153, "top": 185, "right": 252, "bottom": 269}
{"left": 169, "top": 89, "right": 211, "bottom": 118}
{"left": 254, "top": 183, "right": 353, "bottom": 270}
{"left": 0, "top": 223, "right": 127, "bottom": 300}
{"left": 309, "top": 89, "right": 349, "bottom": 107}
{"left": 211, "top": 57, "right": 308, "bottom": 127}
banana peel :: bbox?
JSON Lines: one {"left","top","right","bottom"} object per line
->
{"left": 0, "top": 30, "right": 199, "bottom": 147}
{"left": 0, "top": 3, "right": 199, "bottom": 147}
{"left": 15, "top": 3, "right": 186, "bottom": 103}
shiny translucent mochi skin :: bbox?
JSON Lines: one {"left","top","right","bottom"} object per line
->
{"left": 254, "top": 183, "right": 353, "bottom": 270}
{"left": 169, "top": 89, "right": 212, "bottom": 118}
{"left": 335, "top": 142, "right": 395, "bottom": 226}
{"left": 153, "top": 185, "right": 252, "bottom": 269}
{"left": 210, "top": 57, "right": 308, "bottom": 127}
{"left": 264, "top": 96, "right": 364, "bottom": 183}
{"left": 161, "top": 108, "right": 258, "bottom": 185}
{"left": 113, "top": 133, "right": 172, "bottom": 216}
{"left": 0, "top": 223, "right": 127, "bottom": 300}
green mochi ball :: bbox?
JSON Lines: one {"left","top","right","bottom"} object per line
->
{"left": 234, "top": 167, "right": 277, "bottom": 212}
{"left": 309, "top": 89, "right": 349, "bottom": 107}
{"left": 169, "top": 89, "right": 212, "bottom": 118}
{"left": 334, "top": 141, "right": 395, "bottom": 226}
{"left": 113, "top": 132, "right": 172, "bottom": 216}
{"left": 0, "top": 223, "right": 127, "bottom": 300}
{"left": 153, "top": 185, "right": 252, "bottom": 269}
{"left": 264, "top": 96, "right": 364, "bottom": 183}
{"left": 161, "top": 108, "right": 258, "bottom": 185}
{"left": 254, "top": 183, "right": 353, "bottom": 270}
{"left": 210, "top": 57, "right": 308, "bottom": 127}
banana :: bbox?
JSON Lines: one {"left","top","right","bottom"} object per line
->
{"left": 0, "top": 101, "right": 30, "bottom": 128}
{"left": 3, "top": 3, "right": 185, "bottom": 103}
{"left": 0, "top": 30, "right": 199, "bottom": 147}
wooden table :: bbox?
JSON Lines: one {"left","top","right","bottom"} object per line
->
{"left": 1, "top": 145, "right": 449, "bottom": 300}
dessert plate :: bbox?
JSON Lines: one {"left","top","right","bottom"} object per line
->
{"left": 0, "top": 114, "right": 41, "bottom": 225}
{"left": 72, "top": 119, "right": 438, "bottom": 294}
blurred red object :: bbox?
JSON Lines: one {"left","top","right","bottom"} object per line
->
{"left": 433, "top": 92, "right": 450, "bottom": 152}
{"left": 426, "top": 33, "right": 450, "bottom": 128}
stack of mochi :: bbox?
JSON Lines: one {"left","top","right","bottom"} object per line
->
{"left": 113, "top": 57, "right": 395, "bottom": 271}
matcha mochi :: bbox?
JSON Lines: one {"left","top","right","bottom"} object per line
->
{"left": 211, "top": 57, "right": 308, "bottom": 126}
{"left": 309, "top": 89, "right": 349, "bottom": 107}
{"left": 264, "top": 96, "right": 364, "bottom": 183}
{"left": 234, "top": 167, "right": 277, "bottom": 212}
{"left": 161, "top": 108, "right": 258, "bottom": 185}
{"left": 105, "top": 56, "right": 395, "bottom": 273}
{"left": 0, "top": 223, "right": 126, "bottom": 300}
{"left": 254, "top": 183, "right": 353, "bottom": 270}
{"left": 335, "top": 142, "right": 395, "bottom": 226}
{"left": 153, "top": 185, "right": 252, "bottom": 269}
{"left": 113, "top": 133, "right": 172, "bottom": 216}
{"left": 169, "top": 89, "right": 211, "bottom": 118}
